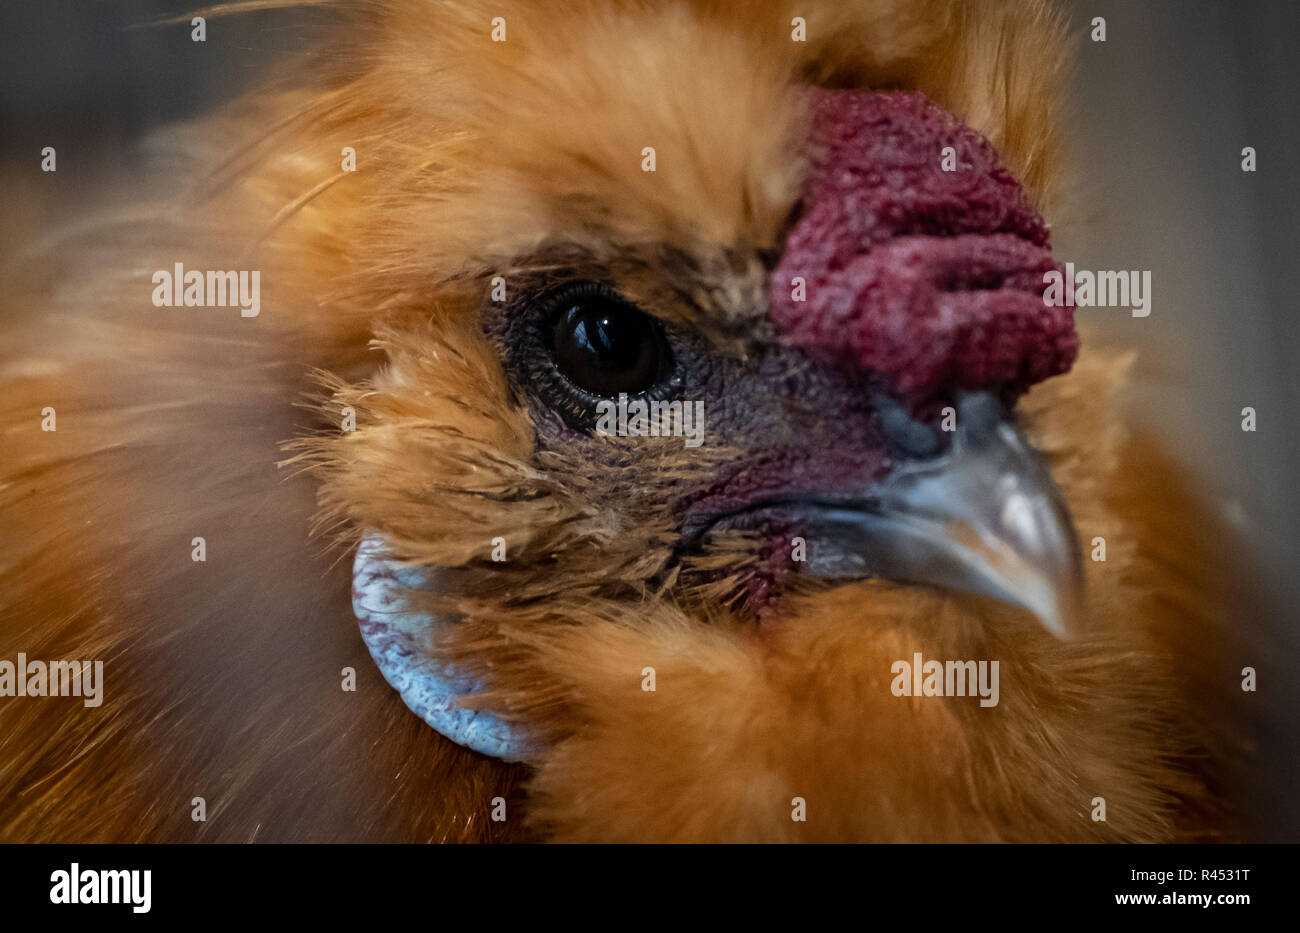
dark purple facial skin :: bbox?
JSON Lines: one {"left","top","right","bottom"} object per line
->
{"left": 671, "top": 346, "right": 897, "bottom": 611}
{"left": 770, "top": 89, "right": 1078, "bottom": 409}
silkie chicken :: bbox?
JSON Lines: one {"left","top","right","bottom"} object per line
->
{"left": 0, "top": 0, "right": 1249, "bottom": 842}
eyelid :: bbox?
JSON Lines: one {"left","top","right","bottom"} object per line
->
{"left": 537, "top": 280, "right": 628, "bottom": 325}
{"left": 536, "top": 280, "right": 670, "bottom": 348}
{"left": 537, "top": 280, "right": 619, "bottom": 305}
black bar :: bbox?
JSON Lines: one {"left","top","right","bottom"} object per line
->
{"left": 0, "top": 843, "right": 1285, "bottom": 919}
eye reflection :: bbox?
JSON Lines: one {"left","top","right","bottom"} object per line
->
{"left": 550, "top": 296, "right": 666, "bottom": 397}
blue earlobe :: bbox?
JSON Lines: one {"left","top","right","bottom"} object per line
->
{"left": 352, "top": 534, "right": 533, "bottom": 762}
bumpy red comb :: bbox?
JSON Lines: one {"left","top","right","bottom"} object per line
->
{"left": 770, "top": 89, "right": 1078, "bottom": 402}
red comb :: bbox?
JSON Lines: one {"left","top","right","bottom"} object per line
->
{"left": 770, "top": 89, "right": 1078, "bottom": 402}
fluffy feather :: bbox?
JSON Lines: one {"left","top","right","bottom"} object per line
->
{"left": 0, "top": 0, "right": 1247, "bottom": 841}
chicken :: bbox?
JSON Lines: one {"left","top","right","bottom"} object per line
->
{"left": 0, "top": 0, "right": 1246, "bottom": 842}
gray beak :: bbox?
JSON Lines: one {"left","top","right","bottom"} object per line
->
{"left": 805, "top": 392, "right": 1085, "bottom": 638}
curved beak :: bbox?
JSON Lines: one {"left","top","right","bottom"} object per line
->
{"left": 804, "top": 392, "right": 1085, "bottom": 638}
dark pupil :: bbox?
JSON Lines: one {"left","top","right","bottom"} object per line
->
{"left": 552, "top": 300, "right": 661, "bottom": 396}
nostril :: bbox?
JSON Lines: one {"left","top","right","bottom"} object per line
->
{"left": 954, "top": 390, "right": 1004, "bottom": 444}
{"left": 873, "top": 392, "right": 942, "bottom": 459}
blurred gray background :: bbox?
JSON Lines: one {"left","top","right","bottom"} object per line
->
{"left": 1062, "top": 0, "right": 1299, "bottom": 601}
{"left": 1059, "top": 0, "right": 1300, "bottom": 842}
{"left": 2, "top": 0, "right": 1296, "bottom": 838}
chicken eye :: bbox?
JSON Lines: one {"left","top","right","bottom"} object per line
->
{"left": 549, "top": 295, "right": 668, "bottom": 397}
